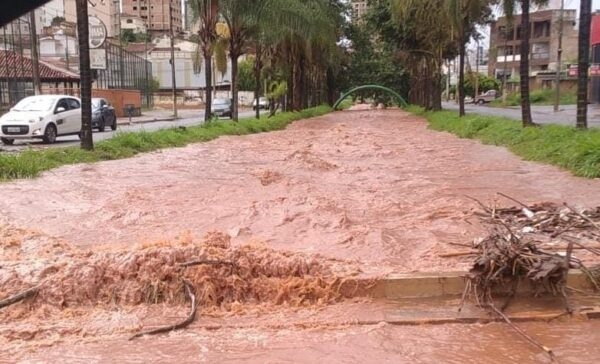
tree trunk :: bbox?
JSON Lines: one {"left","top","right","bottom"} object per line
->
{"left": 458, "top": 41, "right": 466, "bottom": 116}
{"left": 520, "top": 0, "right": 534, "bottom": 126}
{"left": 203, "top": 51, "right": 212, "bottom": 121}
{"left": 230, "top": 51, "right": 239, "bottom": 121}
{"left": 254, "top": 43, "right": 262, "bottom": 119}
{"left": 76, "top": 0, "right": 93, "bottom": 150}
{"left": 577, "top": 0, "right": 592, "bottom": 129}
{"left": 326, "top": 67, "right": 335, "bottom": 106}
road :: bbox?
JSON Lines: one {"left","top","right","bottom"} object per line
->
{"left": 442, "top": 101, "right": 600, "bottom": 127}
{"left": 0, "top": 109, "right": 256, "bottom": 153}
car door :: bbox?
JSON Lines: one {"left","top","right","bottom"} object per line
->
{"left": 66, "top": 98, "right": 82, "bottom": 134}
{"left": 53, "top": 98, "right": 71, "bottom": 135}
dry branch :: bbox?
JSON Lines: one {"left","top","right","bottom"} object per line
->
{"left": 0, "top": 286, "right": 39, "bottom": 309}
{"left": 130, "top": 280, "right": 198, "bottom": 340}
{"left": 489, "top": 303, "right": 556, "bottom": 362}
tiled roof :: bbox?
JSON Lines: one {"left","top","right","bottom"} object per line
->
{"left": 0, "top": 50, "right": 80, "bottom": 82}
{"left": 124, "top": 43, "right": 154, "bottom": 54}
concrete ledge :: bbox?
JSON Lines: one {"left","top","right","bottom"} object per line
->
{"left": 367, "top": 270, "right": 594, "bottom": 299}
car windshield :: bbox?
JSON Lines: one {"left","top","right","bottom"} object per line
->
{"left": 12, "top": 97, "right": 56, "bottom": 112}
{"left": 213, "top": 99, "right": 229, "bottom": 106}
{"left": 92, "top": 99, "right": 102, "bottom": 109}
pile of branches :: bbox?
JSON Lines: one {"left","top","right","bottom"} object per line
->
{"left": 461, "top": 193, "right": 600, "bottom": 361}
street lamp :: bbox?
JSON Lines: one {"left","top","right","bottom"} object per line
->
{"left": 114, "top": 0, "right": 124, "bottom": 88}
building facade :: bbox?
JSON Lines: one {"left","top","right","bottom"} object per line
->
{"left": 64, "top": 0, "right": 118, "bottom": 37}
{"left": 350, "top": 1, "right": 369, "bottom": 24}
{"left": 488, "top": 8, "right": 578, "bottom": 80}
{"left": 122, "top": 0, "right": 183, "bottom": 34}
{"left": 121, "top": 14, "right": 148, "bottom": 33}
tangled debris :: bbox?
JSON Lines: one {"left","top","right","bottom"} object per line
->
{"left": 462, "top": 193, "right": 600, "bottom": 362}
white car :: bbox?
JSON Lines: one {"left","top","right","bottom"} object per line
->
{"left": 252, "top": 97, "right": 269, "bottom": 110}
{"left": 0, "top": 95, "right": 82, "bottom": 145}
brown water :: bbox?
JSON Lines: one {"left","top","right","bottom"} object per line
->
{"left": 10, "top": 318, "right": 600, "bottom": 363}
{"left": 1, "top": 108, "right": 599, "bottom": 274}
{"left": 2, "top": 107, "right": 600, "bottom": 362}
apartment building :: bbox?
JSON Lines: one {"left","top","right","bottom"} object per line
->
{"left": 488, "top": 8, "right": 578, "bottom": 80}
{"left": 122, "top": 0, "right": 183, "bottom": 34}
{"left": 350, "top": 1, "right": 369, "bottom": 24}
{"left": 64, "top": 0, "right": 119, "bottom": 37}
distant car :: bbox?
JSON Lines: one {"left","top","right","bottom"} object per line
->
{"left": 211, "top": 98, "right": 232, "bottom": 118}
{"left": 464, "top": 96, "right": 474, "bottom": 104}
{"left": 91, "top": 97, "right": 117, "bottom": 132}
{"left": 252, "top": 97, "right": 269, "bottom": 110}
{"left": 0, "top": 95, "right": 82, "bottom": 145}
{"left": 474, "top": 89, "right": 500, "bottom": 105}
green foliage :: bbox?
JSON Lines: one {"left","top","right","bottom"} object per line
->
{"left": 119, "top": 30, "right": 151, "bottom": 44}
{"left": 490, "top": 89, "right": 577, "bottom": 107}
{"left": 51, "top": 16, "right": 66, "bottom": 26}
{"left": 340, "top": 23, "right": 409, "bottom": 104}
{"left": 464, "top": 73, "right": 500, "bottom": 97}
{"left": 0, "top": 106, "right": 334, "bottom": 182}
{"left": 410, "top": 107, "right": 600, "bottom": 178}
{"left": 238, "top": 58, "right": 257, "bottom": 91}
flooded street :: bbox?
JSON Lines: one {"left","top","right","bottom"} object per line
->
{"left": 2, "top": 108, "right": 600, "bottom": 362}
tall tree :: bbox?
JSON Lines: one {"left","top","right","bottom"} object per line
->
{"left": 189, "top": 0, "right": 218, "bottom": 122}
{"left": 446, "top": 0, "right": 492, "bottom": 117}
{"left": 577, "top": 0, "right": 592, "bottom": 129}
{"left": 76, "top": 0, "right": 93, "bottom": 150}
{"left": 501, "top": 0, "right": 548, "bottom": 127}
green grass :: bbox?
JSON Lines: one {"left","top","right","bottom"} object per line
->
{"left": 490, "top": 89, "right": 577, "bottom": 107}
{"left": 407, "top": 106, "right": 600, "bottom": 178}
{"left": 0, "top": 105, "right": 334, "bottom": 182}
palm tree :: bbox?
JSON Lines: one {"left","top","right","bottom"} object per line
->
{"left": 75, "top": 0, "right": 93, "bottom": 150}
{"left": 189, "top": 0, "right": 218, "bottom": 122}
{"left": 446, "top": 0, "right": 491, "bottom": 117}
{"left": 501, "top": 0, "right": 548, "bottom": 127}
{"left": 390, "top": 0, "right": 455, "bottom": 110}
{"left": 577, "top": 0, "right": 592, "bottom": 129}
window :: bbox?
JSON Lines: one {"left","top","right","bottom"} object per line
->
{"left": 67, "top": 98, "right": 80, "bottom": 110}
{"left": 133, "top": 6, "right": 137, "bottom": 10}
{"left": 126, "top": 19, "right": 133, "bottom": 24}
{"left": 55, "top": 99, "right": 69, "bottom": 112}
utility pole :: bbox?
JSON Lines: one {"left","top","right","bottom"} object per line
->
{"left": 29, "top": 11, "right": 41, "bottom": 95}
{"left": 169, "top": 1, "right": 178, "bottom": 118}
{"left": 554, "top": 0, "right": 564, "bottom": 112}
{"left": 474, "top": 41, "right": 480, "bottom": 98}
{"left": 115, "top": 0, "right": 124, "bottom": 88}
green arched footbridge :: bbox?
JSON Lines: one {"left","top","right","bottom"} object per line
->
{"left": 333, "top": 85, "right": 408, "bottom": 110}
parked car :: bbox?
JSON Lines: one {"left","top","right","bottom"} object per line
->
{"left": 474, "top": 89, "right": 500, "bottom": 105}
{"left": 0, "top": 95, "right": 82, "bottom": 145}
{"left": 92, "top": 97, "right": 117, "bottom": 132}
{"left": 210, "top": 98, "right": 232, "bottom": 118}
{"left": 252, "top": 97, "right": 269, "bottom": 110}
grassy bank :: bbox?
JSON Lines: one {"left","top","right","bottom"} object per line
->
{"left": 0, "top": 105, "right": 334, "bottom": 181}
{"left": 490, "top": 89, "right": 577, "bottom": 107}
{"left": 408, "top": 106, "right": 600, "bottom": 178}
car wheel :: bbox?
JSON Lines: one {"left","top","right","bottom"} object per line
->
{"left": 98, "top": 118, "right": 106, "bottom": 132}
{"left": 110, "top": 116, "right": 117, "bottom": 131}
{"left": 1, "top": 137, "right": 15, "bottom": 145}
{"left": 477, "top": 99, "right": 485, "bottom": 105}
{"left": 42, "top": 124, "right": 57, "bottom": 144}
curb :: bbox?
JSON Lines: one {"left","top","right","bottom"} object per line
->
{"left": 365, "top": 270, "right": 593, "bottom": 299}
{"left": 117, "top": 117, "right": 179, "bottom": 126}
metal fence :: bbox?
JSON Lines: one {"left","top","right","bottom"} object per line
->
{"left": 94, "top": 42, "right": 153, "bottom": 108}
{"left": 1, "top": 18, "right": 154, "bottom": 111}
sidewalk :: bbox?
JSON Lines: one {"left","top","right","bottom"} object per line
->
{"left": 117, "top": 108, "right": 203, "bottom": 125}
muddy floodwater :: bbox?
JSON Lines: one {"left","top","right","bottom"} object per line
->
{"left": 2, "top": 107, "right": 600, "bottom": 362}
